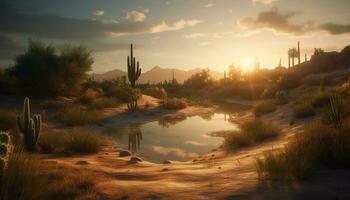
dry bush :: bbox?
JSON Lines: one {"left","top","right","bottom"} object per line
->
{"left": 78, "top": 89, "right": 98, "bottom": 104}
{"left": 55, "top": 106, "right": 104, "bottom": 126}
{"left": 254, "top": 100, "right": 277, "bottom": 116}
{"left": 221, "top": 118, "right": 280, "bottom": 150}
{"left": 161, "top": 98, "right": 187, "bottom": 110}
{"left": 143, "top": 87, "right": 167, "bottom": 99}
{"left": 293, "top": 101, "right": 315, "bottom": 118}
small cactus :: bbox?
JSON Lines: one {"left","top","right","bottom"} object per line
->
{"left": 16, "top": 97, "right": 42, "bottom": 152}
{"left": 0, "top": 131, "right": 11, "bottom": 175}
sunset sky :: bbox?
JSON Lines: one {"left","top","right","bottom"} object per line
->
{"left": 1, "top": 0, "right": 350, "bottom": 73}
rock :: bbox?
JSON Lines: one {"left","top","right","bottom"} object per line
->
{"left": 163, "top": 160, "right": 172, "bottom": 164}
{"left": 211, "top": 148, "right": 217, "bottom": 152}
{"left": 119, "top": 150, "right": 131, "bottom": 157}
{"left": 76, "top": 160, "right": 89, "bottom": 165}
{"left": 211, "top": 154, "right": 215, "bottom": 157}
{"left": 192, "top": 159, "right": 198, "bottom": 162}
{"left": 129, "top": 156, "right": 143, "bottom": 163}
{"left": 161, "top": 168, "right": 169, "bottom": 172}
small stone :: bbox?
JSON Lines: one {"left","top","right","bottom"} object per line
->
{"left": 129, "top": 156, "right": 143, "bottom": 163}
{"left": 161, "top": 168, "right": 169, "bottom": 172}
{"left": 218, "top": 167, "right": 222, "bottom": 169}
{"left": 192, "top": 159, "right": 198, "bottom": 162}
{"left": 211, "top": 154, "right": 215, "bottom": 157}
{"left": 76, "top": 160, "right": 89, "bottom": 165}
{"left": 119, "top": 150, "right": 131, "bottom": 157}
{"left": 211, "top": 148, "right": 217, "bottom": 152}
{"left": 163, "top": 160, "right": 172, "bottom": 164}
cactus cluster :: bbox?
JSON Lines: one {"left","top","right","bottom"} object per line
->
{"left": 0, "top": 131, "right": 11, "bottom": 175}
{"left": 16, "top": 97, "right": 42, "bottom": 152}
{"left": 323, "top": 93, "right": 344, "bottom": 127}
{"left": 127, "top": 94, "right": 139, "bottom": 112}
{"left": 127, "top": 44, "right": 141, "bottom": 87}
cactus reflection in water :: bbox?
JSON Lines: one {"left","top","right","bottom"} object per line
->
{"left": 128, "top": 127, "right": 143, "bottom": 152}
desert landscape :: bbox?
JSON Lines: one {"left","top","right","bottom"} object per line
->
{"left": 1, "top": 0, "right": 350, "bottom": 200}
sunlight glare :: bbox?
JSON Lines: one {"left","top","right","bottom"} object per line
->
{"left": 240, "top": 56, "right": 256, "bottom": 71}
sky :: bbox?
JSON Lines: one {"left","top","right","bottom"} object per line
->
{"left": 1, "top": 0, "right": 350, "bottom": 73}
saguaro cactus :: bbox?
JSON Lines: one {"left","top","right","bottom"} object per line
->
{"left": 16, "top": 97, "right": 41, "bottom": 152}
{"left": 0, "top": 131, "right": 11, "bottom": 175}
{"left": 127, "top": 44, "right": 142, "bottom": 87}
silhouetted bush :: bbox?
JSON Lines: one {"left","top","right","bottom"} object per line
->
{"left": 184, "top": 70, "right": 213, "bottom": 89}
{"left": 88, "top": 97, "right": 119, "bottom": 109}
{"left": 11, "top": 41, "right": 93, "bottom": 97}
{"left": 0, "top": 108, "right": 19, "bottom": 131}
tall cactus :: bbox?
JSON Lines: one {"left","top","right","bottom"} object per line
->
{"left": 16, "top": 97, "right": 41, "bottom": 152}
{"left": 0, "top": 131, "right": 11, "bottom": 175}
{"left": 127, "top": 44, "right": 141, "bottom": 87}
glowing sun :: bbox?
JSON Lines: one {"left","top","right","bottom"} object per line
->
{"left": 240, "top": 56, "right": 256, "bottom": 71}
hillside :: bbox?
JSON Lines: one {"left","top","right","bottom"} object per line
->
{"left": 90, "top": 66, "right": 224, "bottom": 83}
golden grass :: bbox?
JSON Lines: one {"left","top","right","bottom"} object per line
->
{"left": 253, "top": 100, "right": 277, "bottom": 116}
{"left": 161, "top": 98, "right": 188, "bottom": 110}
{"left": 55, "top": 106, "right": 104, "bottom": 126}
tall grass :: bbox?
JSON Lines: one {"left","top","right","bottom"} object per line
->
{"left": 143, "top": 87, "right": 167, "bottom": 99}
{"left": 222, "top": 119, "right": 280, "bottom": 150}
{"left": 257, "top": 120, "right": 350, "bottom": 181}
{"left": 0, "top": 149, "right": 49, "bottom": 200}
{"left": 293, "top": 101, "right": 315, "bottom": 118}
{"left": 39, "top": 128, "right": 103, "bottom": 154}
{"left": 55, "top": 106, "right": 104, "bottom": 126}
{"left": 253, "top": 100, "right": 277, "bottom": 116}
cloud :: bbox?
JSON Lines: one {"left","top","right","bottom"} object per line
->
{"left": 238, "top": 7, "right": 315, "bottom": 35}
{"left": 204, "top": 3, "right": 213, "bottom": 8}
{"left": 184, "top": 33, "right": 207, "bottom": 39}
{"left": 184, "top": 141, "right": 209, "bottom": 147}
{"left": 149, "top": 20, "right": 203, "bottom": 33}
{"left": 125, "top": 10, "right": 146, "bottom": 22}
{"left": 319, "top": 23, "right": 350, "bottom": 35}
{"left": 239, "top": 7, "right": 350, "bottom": 36}
{"left": 199, "top": 41, "right": 211, "bottom": 46}
{"left": 251, "top": 0, "right": 278, "bottom": 5}
{"left": 0, "top": 3, "right": 202, "bottom": 40}
{"left": 151, "top": 146, "right": 198, "bottom": 158}
{"left": 92, "top": 10, "right": 104, "bottom": 16}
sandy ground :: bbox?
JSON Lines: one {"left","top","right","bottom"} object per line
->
{"left": 30, "top": 96, "right": 350, "bottom": 199}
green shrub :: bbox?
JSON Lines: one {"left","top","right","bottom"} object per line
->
{"left": 293, "top": 101, "right": 315, "bottom": 118}
{"left": 39, "top": 128, "right": 103, "bottom": 154}
{"left": 143, "top": 87, "right": 167, "bottom": 99}
{"left": 222, "top": 119, "right": 280, "bottom": 150}
{"left": 161, "top": 98, "right": 188, "bottom": 110}
{"left": 12, "top": 41, "right": 93, "bottom": 97}
{"left": 55, "top": 106, "right": 104, "bottom": 126}
{"left": 257, "top": 121, "right": 350, "bottom": 181}
{"left": 0, "top": 108, "right": 18, "bottom": 131}
{"left": 254, "top": 100, "right": 277, "bottom": 116}
{"left": 1, "top": 149, "right": 50, "bottom": 200}
{"left": 88, "top": 98, "right": 119, "bottom": 109}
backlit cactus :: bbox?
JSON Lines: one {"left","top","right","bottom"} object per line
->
{"left": 16, "top": 97, "right": 42, "bottom": 152}
{"left": 127, "top": 44, "right": 142, "bottom": 87}
{"left": 0, "top": 131, "right": 11, "bottom": 175}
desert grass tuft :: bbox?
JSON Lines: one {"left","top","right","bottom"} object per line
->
{"left": 254, "top": 100, "right": 277, "bottom": 116}
{"left": 55, "top": 106, "right": 104, "bottom": 126}
{"left": 222, "top": 119, "right": 280, "bottom": 150}
{"left": 293, "top": 101, "right": 315, "bottom": 118}
{"left": 161, "top": 98, "right": 188, "bottom": 110}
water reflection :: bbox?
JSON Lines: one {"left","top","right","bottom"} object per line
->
{"left": 158, "top": 114, "right": 187, "bottom": 127}
{"left": 128, "top": 127, "right": 142, "bottom": 152}
{"left": 109, "top": 113, "right": 238, "bottom": 163}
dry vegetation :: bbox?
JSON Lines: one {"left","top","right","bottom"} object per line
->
{"left": 55, "top": 106, "right": 104, "bottom": 126}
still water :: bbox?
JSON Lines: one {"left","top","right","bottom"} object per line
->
{"left": 110, "top": 113, "right": 238, "bottom": 163}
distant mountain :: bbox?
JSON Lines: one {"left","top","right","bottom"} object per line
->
{"left": 90, "top": 66, "right": 224, "bottom": 83}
